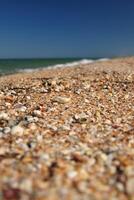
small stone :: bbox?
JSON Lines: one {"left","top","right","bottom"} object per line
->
{"left": 85, "top": 99, "right": 89, "bottom": 103}
{"left": 51, "top": 79, "right": 57, "bottom": 86}
{"left": 116, "top": 182, "right": 124, "bottom": 192}
{"left": 40, "top": 88, "right": 48, "bottom": 93}
{"left": 33, "top": 110, "right": 42, "bottom": 117}
{"left": 103, "top": 85, "right": 109, "bottom": 89}
{"left": 126, "top": 177, "right": 134, "bottom": 195}
{"left": 47, "top": 124, "right": 58, "bottom": 131}
{"left": 83, "top": 83, "right": 90, "bottom": 90}
{"left": 127, "top": 74, "right": 133, "bottom": 82}
{"left": 10, "top": 90, "right": 16, "bottom": 95}
{"left": 5, "top": 95, "right": 14, "bottom": 102}
{"left": 25, "top": 116, "right": 34, "bottom": 123}
{"left": 125, "top": 166, "right": 134, "bottom": 176}
{"left": 115, "top": 118, "right": 122, "bottom": 124}
{"left": 100, "top": 153, "right": 108, "bottom": 161}
{"left": 72, "top": 152, "right": 86, "bottom": 163}
{"left": 28, "top": 123, "right": 37, "bottom": 130}
{"left": 74, "top": 89, "right": 81, "bottom": 94}
{"left": 19, "top": 179, "right": 32, "bottom": 193}
{"left": 78, "top": 169, "right": 89, "bottom": 180}
{"left": 105, "top": 119, "right": 112, "bottom": 125}
{"left": 37, "top": 134, "right": 43, "bottom": 142}
{"left": 0, "top": 147, "right": 9, "bottom": 155}
{"left": 69, "top": 131, "right": 76, "bottom": 136}
{"left": 67, "top": 170, "right": 77, "bottom": 179}
{"left": 18, "top": 106, "right": 27, "bottom": 112}
{"left": 3, "top": 127, "right": 11, "bottom": 134}
{"left": 19, "top": 143, "right": 29, "bottom": 151}
{"left": 125, "top": 94, "right": 129, "bottom": 99}
{"left": 0, "top": 112, "right": 9, "bottom": 120}
{"left": 53, "top": 96, "right": 71, "bottom": 104}
{"left": 76, "top": 181, "right": 87, "bottom": 193}
{"left": 74, "top": 113, "right": 88, "bottom": 123}
{"left": 5, "top": 102, "right": 11, "bottom": 107}
{"left": 40, "top": 153, "right": 50, "bottom": 161}
{"left": 26, "top": 116, "right": 38, "bottom": 123}
{"left": 59, "top": 125, "right": 70, "bottom": 131}
{"left": 11, "top": 125, "right": 24, "bottom": 136}
{"left": 16, "top": 138, "right": 23, "bottom": 144}
{"left": 26, "top": 96, "right": 31, "bottom": 100}
{"left": 0, "top": 132, "right": 3, "bottom": 138}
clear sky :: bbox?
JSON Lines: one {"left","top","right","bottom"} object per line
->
{"left": 0, "top": 0, "right": 134, "bottom": 58}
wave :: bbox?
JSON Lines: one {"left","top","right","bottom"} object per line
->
{"left": 97, "top": 58, "right": 110, "bottom": 62}
{"left": 17, "top": 58, "right": 110, "bottom": 73}
{"left": 47, "top": 58, "right": 109, "bottom": 69}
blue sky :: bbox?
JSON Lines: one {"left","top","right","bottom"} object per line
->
{"left": 0, "top": 0, "right": 134, "bottom": 58}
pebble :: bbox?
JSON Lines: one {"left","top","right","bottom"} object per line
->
{"left": 17, "top": 106, "right": 27, "bottom": 112}
{"left": 33, "top": 110, "right": 42, "bottom": 117}
{"left": 0, "top": 112, "right": 9, "bottom": 120}
{"left": 126, "top": 178, "right": 134, "bottom": 195}
{"left": 28, "top": 123, "right": 37, "bottom": 130}
{"left": 0, "top": 132, "right": 3, "bottom": 138}
{"left": 18, "top": 143, "right": 29, "bottom": 151}
{"left": 11, "top": 125, "right": 24, "bottom": 136}
{"left": 53, "top": 96, "right": 71, "bottom": 104}
{"left": 26, "top": 96, "right": 31, "bottom": 100}
{"left": 19, "top": 179, "right": 32, "bottom": 193}
{"left": 0, "top": 147, "right": 9, "bottom": 155}
{"left": 16, "top": 138, "right": 23, "bottom": 144}
{"left": 40, "top": 153, "right": 50, "bottom": 161}
{"left": 67, "top": 171, "right": 77, "bottom": 179}
{"left": 74, "top": 112, "right": 88, "bottom": 123}
{"left": 26, "top": 116, "right": 38, "bottom": 123}
{"left": 72, "top": 152, "right": 86, "bottom": 163}
{"left": 3, "top": 127, "right": 11, "bottom": 134}
{"left": 5, "top": 102, "right": 11, "bottom": 107}
{"left": 47, "top": 124, "right": 58, "bottom": 131}
{"left": 58, "top": 125, "right": 71, "bottom": 131}
{"left": 125, "top": 166, "right": 134, "bottom": 176}
{"left": 36, "top": 134, "right": 43, "bottom": 142}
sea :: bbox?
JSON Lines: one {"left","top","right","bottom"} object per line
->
{"left": 0, "top": 58, "right": 109, "bottom": 76}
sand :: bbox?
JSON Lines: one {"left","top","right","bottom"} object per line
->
{"left": 0, "top": 57, "right": 134, "bottom": 200}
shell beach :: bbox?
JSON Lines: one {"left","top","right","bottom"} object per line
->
{"left": 0, "top": 57, "right": 134, "bottom": 200}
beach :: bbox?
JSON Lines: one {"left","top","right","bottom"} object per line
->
{"left": 0, "top": 57, "right": 134, "bottom": 200}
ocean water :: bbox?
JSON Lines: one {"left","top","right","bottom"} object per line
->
{"left": 0, "top": 58, "right": 109, "bottom": 75}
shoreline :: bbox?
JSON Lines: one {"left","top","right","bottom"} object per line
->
{"left": 0, "top": 56, "right": 133, "bottom": 78}
{"left": 0, "top": 57, "right": 109, "bottom": 77}
{"left": 0, "top": 57, "right": 134, "bottom": 200}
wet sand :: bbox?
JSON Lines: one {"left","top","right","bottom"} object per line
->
{"left": 0, "top": 57, "right": 134, "bottom": 200}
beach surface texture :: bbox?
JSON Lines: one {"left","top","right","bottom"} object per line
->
{"left": 0, "top": 57, "right": 134, "bottom": 200}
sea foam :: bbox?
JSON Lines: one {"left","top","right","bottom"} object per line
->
{"left": 48, "top": 58, "right": 109, "bottom": 69}
{"left": 17, "top": 58, "right": 110, "bottom": 73}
